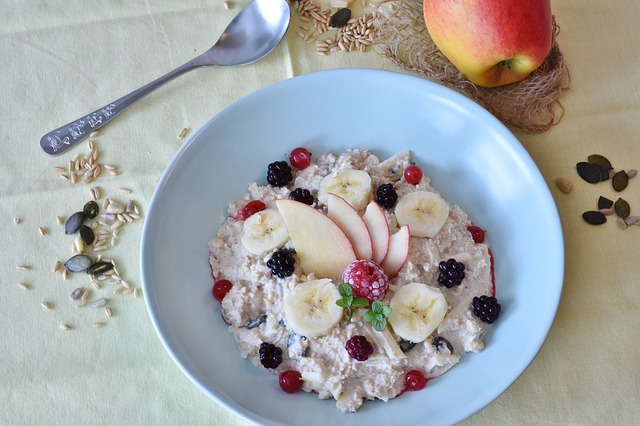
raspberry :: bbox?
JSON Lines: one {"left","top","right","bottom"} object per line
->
{"left": 404, "top": 165, "right": 423, "bottom": 185}
{"left": 467, "top": 225, "right": 486, "bottom": 244}
{"left": 234, "top": 200, "right": 266, "bottom": 221}
{"left": 345, "top": 335, "right": 374, "bottom": 361}
{"left": 289, "top": 147, "right": 312, "bottom": 170}
{"left": 267, "top": 161, "right": 293, "bottom": 187}
{"left": 472, "top": 295, "right": 501, "bottom": 324}
{"left": 342, "top": 260, "right": 389, "bottom": 303}
{"left": 212, "top": 279, "right": 233, "bottom": 303}
{"left": 375, "top": 183, "right": 398, "bottom": 209}
{"left": 259, "top": 342, "right": 283, "bottom": 369}
{"left": 279, "top": 370, "right": 303, "bottom": 393}
{"left": 266, "top": 249, "right": 296, "bottom": 278}
{"left": 437, "top": 258, "right": 466, "bottom": 288}
{"left": 404, "top": 370, "right": 428, "bottom": 391}
{"left": 289, "top": 188, "right": 314, "bottom": 205}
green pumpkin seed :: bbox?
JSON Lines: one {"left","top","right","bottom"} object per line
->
{"left": 612, "top": 170, "right": 629, "bottom": 192}
{"left": 576, "top": 162, "right": 603, "bottom": 184}
{"left": 614, "top": 198, "right": 631, "bottom": 219}
{"left": 330, "top": 8, "right": 351, "bottom": 28}
{"left": 79, "top": 225, "right": 95, "bottom": 245}
{"left": 64, "top": 211, "right": 85, "bottom": 235}
{"left": 83, "top": 201, "right": 99, "bottom": 219}
{"left": 64, "top": 254, "right": 93, "bottom": 272}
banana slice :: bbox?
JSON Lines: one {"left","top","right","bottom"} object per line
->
{"left": 394, "top": 191, "right": 450, "bottom": 238}
{"left": 318, "top": 169, "right": 372, "bottom": 210}
{"left": 240, "top": 208, "right": 289, "bottom": 255}
{"left": 283, "top": 279, "right": 343, "bottom": 338}
{"left": 387, "top": 283, "right": 448, "bottom": 343}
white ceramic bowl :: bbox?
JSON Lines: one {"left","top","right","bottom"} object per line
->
{"left": 141, "top": 69, "right": 564, "bottom": 426}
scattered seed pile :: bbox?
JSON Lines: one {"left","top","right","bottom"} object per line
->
{"left": 555, "top": 153, "right": 638, "bottom": 230}
{"left": 14, "top": 139, "right": 143, "bottom": 331}
{"left": 369, "top": 0, "right": 569, "bottom": 132}
{"left": 293, "top": 0, "right": 379, "bottom": 54}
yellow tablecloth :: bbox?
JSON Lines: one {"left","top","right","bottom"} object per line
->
{"left": 2, "top": 0, "right": 639, "bottom": 424}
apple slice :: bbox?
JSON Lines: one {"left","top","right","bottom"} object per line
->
{"left": 380, "top": 225, "right": 410, "bottom": 278}
{"left": 362, "top": 201, "right": 390, "bottom": 264}
{"left": 276, "top": 199, "right": 357, "bottom": 282}
{"left": 327, "top": 193, "right": 373, "bottom": 260}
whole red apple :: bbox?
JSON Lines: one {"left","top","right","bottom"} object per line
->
{"left": 423, "top": 0, "right": 553, "bottom": 87}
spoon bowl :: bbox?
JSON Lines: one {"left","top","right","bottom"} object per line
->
{"left": 40, "top": 0, "right": 290, "bottom": 156}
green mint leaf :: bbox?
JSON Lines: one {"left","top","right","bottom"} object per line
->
{"left": 335, "top": 299, "right": 347, "bottom": 308}
{"left": 371, "top": 300, "right": 384, "bottom": 314}
{"left": 352, "top": 297, "right": 370, "bottom": 308}
{"left": 372, "top": 318, "right": 386, "bottom": 332}
{"left": 381, "top": 305, "right": 393, "bottom": 318}
{"left": 344, "top": 295, "right": 354, "bottom": 307}
{"left": 362, "top": 310, "right": 377, "bottom": 322}
{"left": 338, "top": 283, "right": 352, "bottom": 298}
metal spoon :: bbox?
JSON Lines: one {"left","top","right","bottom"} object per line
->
{"left": 40, "top": 0, "right": 290, "bottom": 156}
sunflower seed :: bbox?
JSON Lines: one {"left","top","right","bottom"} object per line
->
{"left": 582, "top": 210, "right": 607, "bottom": 225}
{"left": 86, "top": 261, "right": 114, "bottom": 276}
{"left": 104, "top": 307, "right": 113, "bottom": 318}
{"left": 65, "top": 212, "right": 85, "bottom": 234}
{"left": 40, "top": 301, "right": 52, "bottom": 310}
{"left": 178, "top": 127, "right": 189, "bottom": 139}
{"left": 614, "top": 198, "right": 631, "bottom": 219}
{"left": 612, "top": 170, "right": 629, "bottom": 192}
{"left": 16, "top": 265, "right": 31, "bottom": 271}
{"left": 91, "top": 298, "right": 109, "bottom": 308}
{"left": 18, "top": 283, "right": 30, "bottom": 290}
{"left": 56, "top": 215, "right": 65, "bottom": 225}
{"left": 64, "top": 254, "right": 93, "bottom": 272}
{"left": 133, "top": 288, "right": 141, "bottom": 298}
{"left": 92, "top": 322, "right": 106, "bottom": 328}
{"left": 38, "top": 226, "right": 46, "bottom": 236}
{"left": 52, "top": 260, "right": 62, "bottom": 273}
{"left": 69, "top": 287, "right": 85, "bottom": 301}
{"left": 60, "top": 323, "right": 72, "bottom": 330}
{"left": 13, "top": 217, "right": 21, "bottom": 225}
{"left": 106, "top": 201, "right": 125, "bottom": 214}
{"left": 79, "top": 225, "right": 95, "bottom": 245}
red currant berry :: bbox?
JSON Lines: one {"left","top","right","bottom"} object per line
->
{"left": 404, "top": 369, "right": 428, "bottom": 391}
{"left": 279, "top": 370, "right": 303, "bottom": 393}
{"left": 467, "top": 225, "right": 486, "bottom": 244}
{"left": 212, "top": 279, "right": 233, "bottom": 303}
{"left": 404, "top": 165, "right": 423, "bottom": 185}
{"left": 289, "top": 147, "right": 312, "bottom": 170}
{"left": 234, "top": 200, "right": 266, "bottom": 221}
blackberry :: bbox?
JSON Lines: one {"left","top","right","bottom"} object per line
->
{"left": 259, "top": 342, "right": 283, "bottom": 369}
{"left": 267, "top": 249, "right": 296, "bottom": 278}
{"left": 471, "top": 295, "right": 501, "bottom": 324}
{"left": 437, "top": 258, "right": 466, "bottom": 288}
{"left": 432, "top": 336, "right": 453, "bottom": 354}
{"left": 375, "top": 183, "right": 398, "bottom": 209}
{"left": 267, "top": 161, "right": 293, "bottom": 187}
{"left": 345, "top": 335, "right": 374, "bottom": 361}
{"left": 289, "top": 188, "right": 314, "bottom": 205}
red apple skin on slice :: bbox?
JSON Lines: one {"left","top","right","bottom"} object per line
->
{"left": 381, "top": 225, "right": 410, "bottom": 278}
{"left": 362, "top": 201, "right": 390, "bottom": 264}
{"left": 327, "top": 193, "right": 373, "bottom": 261}
{"left": 275, "top": 199, "right": 357, "bottom": 282}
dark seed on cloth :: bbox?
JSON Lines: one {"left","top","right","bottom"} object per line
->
{"left": 86, "top": 261, "right": 114, "bottom": 276}
{"left": 614, "top": 198, "right": 631, "bottom": 219}
{"left": 582, "top": 211, "right": 607, "bottom": 225}
{"left": 612, "top": 170, "right": 629, "bottom": 192}
{"left": 330, "top": 8, "right": 351, "bottom": 27}
{"left": 79, "top": 225, "right": 95, "bottom": 245}
{"left": 83, "top": 201, "right": 100, "bottom": 219}
{"left": 64, "top": 254, "right": 93, "bottom": 272}
{"left": 598, "top": 196, "right": 614, "bottom": 210}
{"left": 576, "top": 162, "right": 603, "bottom": 184}
{"left": 587, "top": 154, "right": 613, "bottom": 171}
{"left": 64, "top": 212, "right": 85, "bottom": 234}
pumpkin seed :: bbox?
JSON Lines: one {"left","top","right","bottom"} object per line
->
{"left": 330, "top": 8, "right": 351, "bottom": 27}
{"left": 587, "top": 154, "right": 612, "bottom": 171}
{"left": 64, "top": 254, "right": 93, "bottom": 272}
{"left": 83, "top": 201, "right": 99, "bottom": 219}
{"left": 612, "top": 170, "right": 629, "bottom": 192}
{"left": 79, "top": 225, "right": 95, "bottom": 245}
{"left": 245, "top": 314, "right": 267, "bottom": 329}
{"left": 597, "top": 196, "right": 614, "bottom": 210}
{"left": 614, "top": 198, "right": 630, "bottom": 219}
{"left": 86, "top": 261, "right": 114, "bottom": 276}
{"left": 576, "top": 162, "right": 603, "bottom": 184}
{"left": 582, "top": 210, "right": 607, "bottom": 225}
{"left": 64, "top": 211, "right": 85, "bottom": 234}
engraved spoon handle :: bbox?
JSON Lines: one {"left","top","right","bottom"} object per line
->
{"left": 40, "top": 56, "right": 207, "bottom": 156}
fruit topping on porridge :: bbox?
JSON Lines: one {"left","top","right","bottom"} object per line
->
{"left": 209, "top": 148, "right": 501, "bottom": 412}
